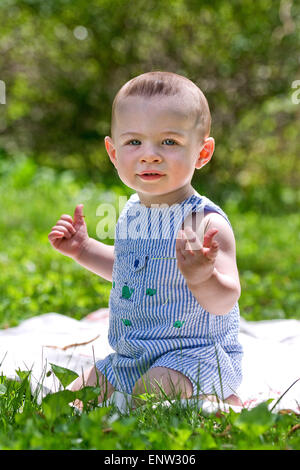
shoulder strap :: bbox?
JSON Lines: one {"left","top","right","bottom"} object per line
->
{"left": 192, "top": 192, "right": 232, "bottom": 229}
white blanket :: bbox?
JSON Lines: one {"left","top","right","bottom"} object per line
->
{"left": 0, "top": 310, "right": 299, "bottom": 414}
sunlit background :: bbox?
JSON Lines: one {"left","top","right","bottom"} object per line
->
{"left": 0, "top": 0, "right": 299, "bottom": 327}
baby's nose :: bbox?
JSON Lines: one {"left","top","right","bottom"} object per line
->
{"left": 140, "top": 152, "right": 162, "bottom": 163}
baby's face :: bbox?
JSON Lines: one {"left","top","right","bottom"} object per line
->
{"left": 105, "top": 93, "right": 211, "bottom": 205}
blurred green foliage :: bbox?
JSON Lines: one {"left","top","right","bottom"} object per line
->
{"left": 0, "top": 156, "right": 299, "bottom": 328}
{"left": 0, "top": 0, "right": 300, "bottom": 212}
{"left": 0, "top": 1, "right": 299, "bottom": 326}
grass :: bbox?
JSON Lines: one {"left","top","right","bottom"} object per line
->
{"left": 0, "top": 154, "right": 299, "bottom": 449}
{"left": 0, "top": 365, "right": 299, "bottom": 450}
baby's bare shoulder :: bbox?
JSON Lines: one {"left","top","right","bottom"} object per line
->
{"left": 202, "top": 211, "right": 236, "bottom": 253}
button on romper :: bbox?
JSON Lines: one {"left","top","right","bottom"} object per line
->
{"left": 95, "top": 193, "right": 243, "bottom": 399}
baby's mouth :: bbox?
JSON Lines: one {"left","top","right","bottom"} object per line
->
{"left": 138, "top": 172, "right": 165, "bottom": 181}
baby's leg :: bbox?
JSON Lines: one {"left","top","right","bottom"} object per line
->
{"left": 132, "top": 366, "right": 193, "bottom": 406}
{"left": 198, "top": 393, "right": 242, "bottom": 406}
{"left": 132, "top": 367, "right": 242, "bottom": 407}
{"left": 70, "top": 365, "right": 115, "bottom": 410}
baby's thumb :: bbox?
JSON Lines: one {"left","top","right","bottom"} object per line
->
{"left": 73, "top": 204, "right": 85, "bottom": 227}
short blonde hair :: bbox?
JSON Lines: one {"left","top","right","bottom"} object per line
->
{"left": 111, "top": 71, "right": 211, "bottom": 143}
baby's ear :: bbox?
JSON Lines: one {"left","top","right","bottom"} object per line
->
{"left": 195, "top": 137, "right": 215, "bottom": 169}
{"left": 104, "top": 136, "right": 117, "bottom": 165}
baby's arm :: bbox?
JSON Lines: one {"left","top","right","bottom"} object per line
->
{"left": 75, "top": 238, "right": 114, "bottom": 282}
{"left": 176, "top": 212, "right": 241, "bottom": 316}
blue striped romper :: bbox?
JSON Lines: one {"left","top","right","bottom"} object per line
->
{"left": 95, "top": 192, "right": 243, "bottom": 399}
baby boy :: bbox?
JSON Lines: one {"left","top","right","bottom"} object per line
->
{"left": 48, "top": 71, "right": 243, "bottom": 408}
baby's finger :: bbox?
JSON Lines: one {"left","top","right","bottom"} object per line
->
{"left": 51, "top": 225, "right": 72, "bottom": 239}
{"left": 177, "top": 229, "right": 200, "bottom": 258}
{"left": 48, "top": 231, "right": 65, "bottom": 242}
{"left": 183, "top": 227, "right": 202, "bottom": 252}
{"left": 56, "top": 219, "right": 76, "bottom": 234}
{"left": 203, "top": 242, "right": 219, "bottom": 260}
{"left": 175, "top": 232, "right": 186, "bottom": 262}
{"left": 180, "top": 230, "right": 190, "bottom": 252}
{"left": 74, "top": 204, "right": 85, "bottom": 228}
{"left": 176, "top": 246, "right": 186, "bottom": 264}
{"left": 60, "top": 214, "right": 74, "bottom": 224}
{"left": 203, "top": 228, "right": 219, "bottom": 248}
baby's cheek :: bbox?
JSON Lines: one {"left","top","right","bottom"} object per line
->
{"left": 117, "top": 167, "right": 134, "bottom": 186}
{"left": 176, "top": 160, "right": 195, "bottom": 178}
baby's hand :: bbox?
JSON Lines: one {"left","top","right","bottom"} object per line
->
{"left": 175, "top": 226, "right": 219, "bottom": 287}
{"left": 48, "top": 204, "right": 90, "bottom": 260}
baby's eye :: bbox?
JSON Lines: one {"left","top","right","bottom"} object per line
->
{"left": 128, "top": 139, "right": 141, "bottom": 145}
{"left": 163, "top": 139, "right": 177, "bottom": 145}
{"left": 126, "top": 138, "right": 177, "bottom": 146}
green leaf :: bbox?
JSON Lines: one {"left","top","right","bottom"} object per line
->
{"left": 234, "top": 402, "right": 276, "bottom": 437}
{"left": 42, "top": 390, "right": 76, "bottom": 423}
{"left": 75, "top": 386, "right": 101, "bottom": 405}
{"left": 16, "top": 369, "right": 31, "bottom": 382}
{"left": 49, "top": 363, "right": 79, "bottom": 389}
{"left": 194, "top": 428, "right": 217, "bottom": 449}
{"left": 0, "top": 383, "right": 7, "bottom": 395}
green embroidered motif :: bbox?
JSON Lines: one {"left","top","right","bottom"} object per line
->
{"left": 173, "top": 320, "right": 185, "bottom": 328}
{"left": 121, "top": 283, "right": 134, "bottom": 299}
{"left": 112, "top": 281, "right": 115, "bottom": 288}
{"left": 146, "top": 288, "right": 156, "bottom": 296}
{"left": 121, "top": 318, "right": 132, "bottom": 326}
